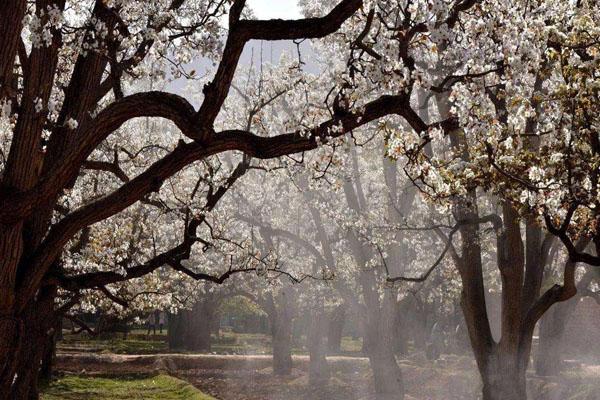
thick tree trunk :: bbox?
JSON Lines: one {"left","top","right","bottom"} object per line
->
{"left": 272, "top": 328, "right": 293, "bottom": 375}
{"left": 0, "top": 317, "right": 22, "bottom": 400}
{"left": 308, "top": 304, "right": 330, "bottom": 387}
{"left": 184, "top": 301, "right": 214, "bottom": 352}
{"left": 4, "top": 286, "right": 57, "bottom": 400}
{"left": 327, "top": 304, "right": 346, "bottom": 354}
{"left": 363, "top": 291, "right": 404, "bottom": 400}
{"left": 268, "top": 291, "right": 294, "bottom": 376}
{"left": 11, "top": 327, "right": 46, "bottom": 400}
{"left": 168, "top": 291, "right": 219, "bottom": 352}
{"left": 367, "top": 342, "right": 404, "bottom": 400}
{"left": 167, "top": 312, "right": 185, "bottom": 350}
{"left": 481, "top": 354, "right": 527, "bottom": 400}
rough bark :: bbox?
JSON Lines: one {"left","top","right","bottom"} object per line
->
{"left": 5, "top": 286, "right": 57, "bottom": 400}
{"left": 0, "top": 316, "right": 22, "bottom": 400}
{"left": 481, "top": 353, "right": 527, "bottom": 400}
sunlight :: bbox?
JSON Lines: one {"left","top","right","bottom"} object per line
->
{"left": 247, "top": 0, "right": 302, "bottom": 19}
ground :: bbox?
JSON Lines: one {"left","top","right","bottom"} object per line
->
{"left": 41, "top": 374, "right": 215, "bottom": 400}
{"left": 46, "top": 331, "right": 600, "bottom": 400}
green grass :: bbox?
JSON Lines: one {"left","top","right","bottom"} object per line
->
{"left": 41, "top": 374, "right": 215, "bottom": 400}
{"left": 59, "top": 331, "right": 364, "bottom": 356}
{"left": 59, "top": 334, "right": 168, "bottom": 355}
{"left": 340, "top": 337, "right": 363, "bottom": 353}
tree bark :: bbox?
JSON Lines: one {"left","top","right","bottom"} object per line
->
{"left": 481, "top": 351, "right": 527, "bottom": 400}
{"left": 185, "top": 300, "right": 215, "bottom": 352}
{"left": 167, "top": 312, "right": 185, "bottom": 350}
{"left": 308, "top": 302, "right": 330, "bottom": 387}
{"left": 168, "top": 294, "right": 218, "bottom": 352}
{"left": 535, "top": 303, "right": 569, "bottom": 376}
{"left": 364, "top": 290, "right": 405, "bottom": 400}
{"left": 272, "top": 323, "right": 293, "bottom": 375}
{"left": 327, "top": 303, "right": 346, "bottom": 354}
{"left": 267, "top": 291, "right": 294, "bottom": 376}
{"left": 368, "top": 349, "right": 404, "bottom": 400}
{"left": 0, "top": 316, "right": 22, "bottom": 400}
{"left": 39, "top": 320, "right": 59, "bottom": 383}
{"left": 3, "top": 285, "right": 57, "bottom": 400}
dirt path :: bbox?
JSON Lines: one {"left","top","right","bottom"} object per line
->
{"left": 55, "top": 353, "right": 600, "bottom": 400}
{"left": 56, "top": 353, "right": 371, "bottom": 375}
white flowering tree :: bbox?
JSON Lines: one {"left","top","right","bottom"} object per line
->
{"left": 0, "top": 0, "right": 436, "bottom": 397}
{"left": 0, "top": 0, "right": 491, "bottom": 398}
{"left": 382, "top": 1, "right": 600, "bottom": 399}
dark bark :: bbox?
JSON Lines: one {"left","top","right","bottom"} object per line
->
{"left": 265, "top": 291, "right": 294, "bottom": 376}
{"left": 481, "top": 353, "right": 527, "bottom": 400}
{"left": 39, "top": 320, "right": 60, "bottom": 383}
{"left": 0, "top": 316, "right": 22, "bottom": 400}
{"left": 6, "top": 286, "right": 57, "bottom": 400}
{"left": 168, "top": 293, "right": 219, "bottom": 352}
{"left": 167, "top": 311, "right": 185, "bottom": 350}
{"left": 184, "top": 301, "right": 215, "bottom": 352}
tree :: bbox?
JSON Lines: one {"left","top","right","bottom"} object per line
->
{"left": 1, "top": 0, "right": 442, "bottom": 397}
{"left": 383, "top": 1, "right": 600, "bottom": 399}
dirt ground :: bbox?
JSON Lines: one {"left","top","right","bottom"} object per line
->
{"left": 55, "top": 352, "right": 600, "bottom": 400}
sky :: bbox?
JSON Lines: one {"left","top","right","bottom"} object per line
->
{"left": 168, "top": 0, "right": 313, "bottom": 103}
{"left": 248, "top": 0, "right": 302, "bottom": 19}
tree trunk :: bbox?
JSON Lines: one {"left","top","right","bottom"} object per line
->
{"left": 167, "top": 312, "right": 185, "bottom": 350}
{"left": 327, "top": 304, "right": 346, "bottom": 354}
{"left": 481, "top": 354, "right": 527, "bottom": 400}
{"left": 535, "top": 300, "right": 573, "bottom": 376}
{"left": 308, "top": 303, "right": 330, "bottom": 387}
{"left": 0, "top": 317, "right": 23, "bottom": 400}
{"left": 5, "top": 285, "right": 57, "bottom": 400}
{"left": 392, "top": 300, "right": 409, "bottom": 356}
{"left": 268, "top": 291, "right": 294, "bottom": 376}
{"left": 272, "top": 326, "right": 293, "bottom": 375}
{"left": 168, "top": 293, "right": 218, "bottom": 352}
{"left": 364, "top": 291, "right": 404, "bottom": 400}
{"left": 39, "top": 321, "right": 59, "bottom": 383}
{"left": 11, "top": 326, "right": 46, "bottom": 400}
{"left": 368, "top": 343, "right": 404, "bottom": 400}
{"left": 185, "top": 300, "right": 214, "bottom": 352}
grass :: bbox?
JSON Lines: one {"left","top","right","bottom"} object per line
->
{"left": 41, "top": 374, "right": 216, "bottom": 400}
{"left": 59, "top": 334, "right": 168, "bottom": 355}
{"left": 59, "top": 331, "right": 365, "bottom": 356}
{"left": 340, "top": 337, "right": 363, "bottom": 353}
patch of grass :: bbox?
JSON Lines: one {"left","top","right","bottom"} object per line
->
{"left": 41, "top": 374, "right": 215, "bottom": 400}
{"left": 340, "top": 336, "right": 363, "bottom": 353}
{"left": 59, "top": 335, "right": 168, "bottom": 354}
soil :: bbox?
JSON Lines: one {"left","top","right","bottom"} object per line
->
{"left": 55, "top": 352, "right": 600, "bottom": 400}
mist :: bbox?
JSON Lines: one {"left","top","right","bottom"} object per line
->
{"left": 1, "top": 1, "right": 599, "bottom": 400}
